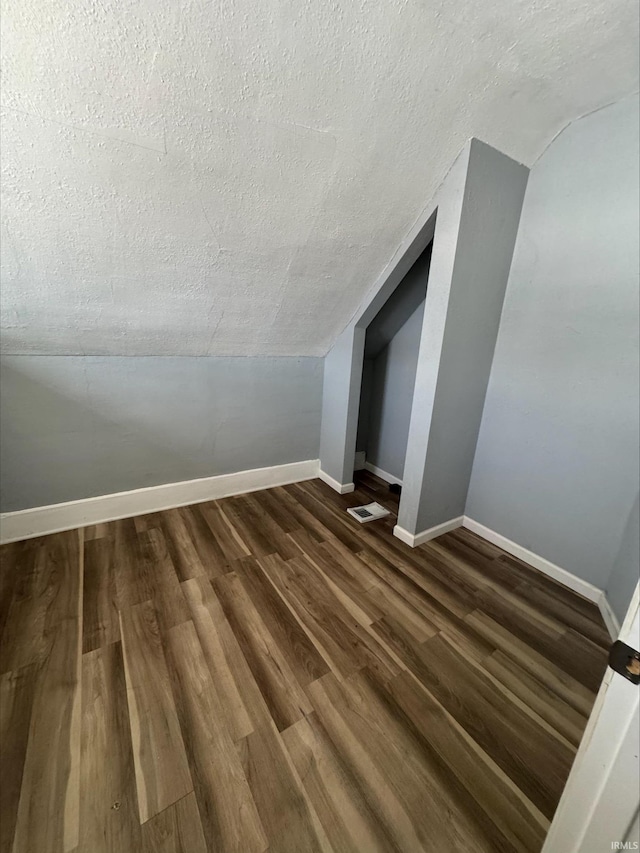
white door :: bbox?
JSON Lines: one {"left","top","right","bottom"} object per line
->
{"left": 543, "top": 582, "right": 640, "bottom": 853}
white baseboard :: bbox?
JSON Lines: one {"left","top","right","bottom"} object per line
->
{"left": 461, "top": 517, "right": 604, "bottom": 606}
{"left": 393, "top": 516, "right": 463, "bottom": 547}
{"left": 393, "top": 513, "right": 617, "bottom": 636}
{"left": 0, "top": 459, "right": 320, "bottom": 544}
{"left": 596, "top": 594, "right": 620, "bottom": 641}
{"left": 363, "top": 462, "right": 403, "bottom": 487}
{"left": 354, "top": 451, "right": 366, "bottom": 471}
{"left": 318, "top": 470, "right": 355, "bottom": 494}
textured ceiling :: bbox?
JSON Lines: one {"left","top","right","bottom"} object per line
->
{"left": 1, "top": 0, "right": 638, "bottom": 357}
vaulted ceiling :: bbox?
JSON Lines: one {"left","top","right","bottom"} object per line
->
{"left": 1, "top": 0, "right": 638, "bottom": 356}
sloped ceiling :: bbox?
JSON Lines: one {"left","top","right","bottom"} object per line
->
{"left": 1, "top": 0, "right": 638, "bottom": 357}
{"left": 365, "top": 243, "right": 431, "bottom": 360}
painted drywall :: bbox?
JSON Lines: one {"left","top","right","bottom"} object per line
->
{"left": 356, "top": 359, "right": 374, "bottom": 454}
{"left": 466, "top": 95, "right": 640, "bottom": 592}
{"left": 1, "top": 0, "right": 638, "bottom": 356}
{"left": 319, "top": 169, "right": 441, "bottom": 490}
{"left": 355, "top": 242, "right": 430, "bottom": 472}
{"left": 607, "top": 495, "right": 640, "bottom": 626}
{"left": 399, "top": 140, "right": 529, "bottom": 534}
{"left": 365, "top": 301, "right": 425, "bottom": 481}
{"left": 319, "top": 138, "right": 528, "bottom": 521}
{"left": 319, "top": 326, "right": 365, "bottom": 485}
{"left": 364, "top": 245, "right": 432, "bottom": 360}
{"left": 0, "top": 355, "right": 322, "bottom": 511}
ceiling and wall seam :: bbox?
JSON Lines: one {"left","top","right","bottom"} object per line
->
{"left": 529, "top": 90, "right": 640, "bottom": 168}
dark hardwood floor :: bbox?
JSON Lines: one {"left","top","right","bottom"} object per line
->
{"left": 0, "top": 471, "right": 610, "bottom": 852}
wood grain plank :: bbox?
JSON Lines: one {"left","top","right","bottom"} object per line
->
{"left": 1, "top": 532, "right": 82, "bottom": 674}
{"left": 141, "top": 528, "right": 191, "bottom": 634}
{"left": 288, "top": 535, "right": 384, "bottom": 626}
{"left": 410, "top": 634, "right": 575, "bottom": 819}
{"left": 237, "top": 724, "right": 326, "bottom": 853}
{"left": 347, "top": 668, "right": 529, "bottom": 853}
{"left": 181, "top": 577, "right": 255, "bottom": 740}
{"left": 83, "top": 523, "right": 110, "bottom": 541}
{"left": 447, "top": 526, "right": 506, "bottom": 560}
{"left": 250, "top": 488, "right": 305, "bottom": 534}
{"left": 453, "top": 582, "right": 600, "bottom": 689}
{"left": 175, "top": 505, "right": 240, "bottom": 578}
{"left": 269, "top": 486, "right": 334, "bottom": 543}
{"left": 156, "top": 509, "right": 207, "bottom": 582}
{"left": 163, "top": 621, "right": 267, "bottom": 853}
{"left": 347, "top": 546, "right": 472, "bottom": 645}
{"left": 308, "top": 536, "right": 439, "bottom": 642}
{"left": 198, "top": 502, "right": 252, "bottom": 563}
{"left": 370, "top": 613, "right": 453, "bottom": 674}
{"left": 283, "top": 484, "right": 364, "bottom": 552}
{"left": 239, "top": 493, "right": 302, "bottom": 560}
{"left": 514, "top": 581, "right": 611, "bottom": 649}
{"left": 119, "top": 602, "right": 193, "bottom": 823}
{"left": 308, "top": 671, "right": 502, "bottom": 853}
{"left": 236, "top": 557, "right": 330, "bottom": 686}
{"left": 358, "top": 540, "right": 476, "bottom": 622}
{"left": 0, "top": 665, "right": 38, "bottom": 853}
{"left": 281, "top": 713, "right": 399, "bottom": 853}
{"left": 386, "top": 670, "right": 549, "bottom": 852}
{"left": 0, "top": 543, "right": 47, "bottom": 674}
{"left": 365, "top": 581, "right": 438, "bottom": 644}
{"left": 497, "top": 551, "right": 608, "bottom": 618}
{"left": 102, "top": 521, "right": 190, "bottom": 640}
{"left": 484, "top": 649, "right": 589, "bottom": 748}
{"left": 133, "top": 512, "right": 164, "bottom": 534}
{"left": 214, "top": 571, "right": 313, "bottom": 731}
{"left": 0, "top": 541, "right": 28, "bottom": 643}
{"left": 78, "top": 643, "right": 141, "bottom": 853}
{"left": 141, "top": 792, "right": 208, "bottom": 853}
{"left": 0, "top": 472, "right": 609, "bottom": 853}
{"left": 423, "top": 540, "right": 571, "bottom": 639}
{"left": 113, "top": 518, "right": 157, "bottom": 610}
{"left": 353, "top": 471, "right": 400, "bottom": 510}
{"left": 301, "top": 480, "right": 398, "bottom": 541}
{"left": 465, "top": 610, "right": 599, "bottom": 716}
{"left": 220, "top": 495, "right": 288, "bottom": 559}
{"left": 11, "top": 530, "right": 83, "bottom": 853}
{"left": 44, "top": 530, "right": 84, "bottom": 626}
{"left": 261, "top": 553, "right": 400, "bottom": 682}
{"left": 12, "top": 617, "right": 82, "bottom": 853}
{"left": 181, "top": 576, "right": 272, "bottom": 734}
{"left": 426, "top": 533, "right": 524, "bottom": 591}
{"left": 419, "top": 538, "right": 521, "bottom": 601}
{"left": 550, "top": 627, "right": 609, "bottom": 693}
{"left": 82, "top": 537, "right": 119, "bottom": 653}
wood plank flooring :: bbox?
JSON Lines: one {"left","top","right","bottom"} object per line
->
{"left": 0, "top": 471, "right": 610, "bottom": 852}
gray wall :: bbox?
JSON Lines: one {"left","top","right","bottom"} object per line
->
{"left": 399, "top": 140, "right": 529, "bottom": 534}
{"left": 366, "top": 301, "right": 424, "bottom": 481}
{"left": 319, "top": 199, "right": 437, "bottom": 488}
{"left": 1, "top": 355, "right": 323, "bottom": 511}
{"left": 356, "top": 240, "right": 430, "bottom": 472}
{"left": 466, "top": 96, "right": 639, "bottom": 603}
{"left": 364, "top": 246, "right": 431, "bottom": 360}
{"left": 605, "top": 496, "right": 640, "bottom": 623}
{"left": 319, "top": 326, "right": 365, "bottom": 485}
{"left": 319, "top": 139, "right": 529, "bottom": 524}
{"left": 607, "top": 496, "right": 639, "bottom": 625}
{"left": 356, "top": 359, "right": 374, "bottom": 454}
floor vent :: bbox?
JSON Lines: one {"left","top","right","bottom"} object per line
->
{"left": 346, "top": 502, "right": 390, "bottom": 523}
